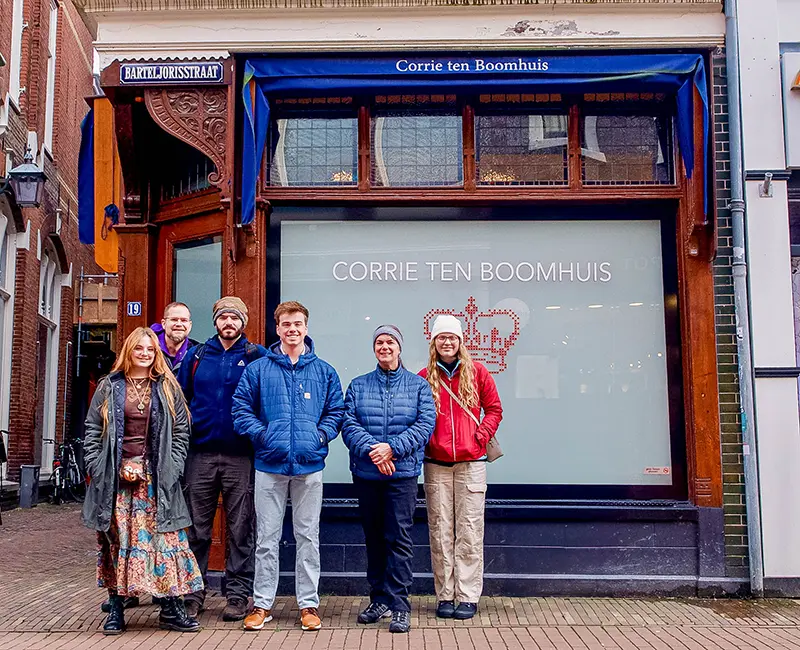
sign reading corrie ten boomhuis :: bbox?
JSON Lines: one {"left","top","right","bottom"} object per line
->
{"left": 119, "top": 62, "right": 224, "bottom": 85}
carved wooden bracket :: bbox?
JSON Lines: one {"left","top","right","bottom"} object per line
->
{"left": 144, "top": 87, "right": 229, "bottom": 196}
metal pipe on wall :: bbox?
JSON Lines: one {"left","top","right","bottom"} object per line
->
{"left": 725, "top": 0, "right": 764, "bottom": 596}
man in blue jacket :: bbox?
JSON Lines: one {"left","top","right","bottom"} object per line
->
{"left": 233, "top": 301, "right": 344, "bottom": 633}
{"left": 177, "top": 296, "right": 267, "bottom": 622}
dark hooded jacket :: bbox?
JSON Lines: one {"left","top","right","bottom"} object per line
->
{"left": 81, "top": 372, "right": 191, "bottom": 533}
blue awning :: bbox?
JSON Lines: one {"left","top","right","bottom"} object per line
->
{"left": 242, "top": 53, "right": 709, "bottom": 225}
{"left": 78, "top": 108, "right": 95, "bottom": 245}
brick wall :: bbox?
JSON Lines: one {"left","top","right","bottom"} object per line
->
{"left": 711, "top": 49, "right": 749, "bottom": 578}
{"left": 1, "top": 0, "right": 108, "bottom": 479}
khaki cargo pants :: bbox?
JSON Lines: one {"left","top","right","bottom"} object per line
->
{"left": 423, "top": 461, "right": 487, "bottom": 603}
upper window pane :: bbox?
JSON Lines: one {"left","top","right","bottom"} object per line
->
{"left": 173, "top": 237, "right": 222, "bottom": 341}
{"left": 476, "top": 114, "right": 568, "bottom": 186}
{"left": 371, "top": 112, "right": 463, "bottom": 187}
{"left": 582, "top": 114, "right": 674, "bottom": 185}
{"left": 269, "top": 115, "right": 358, "bottom": 187}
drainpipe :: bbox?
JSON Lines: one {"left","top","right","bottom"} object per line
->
{"left": 726, "top": 0, "right": 764, "bottom": 596}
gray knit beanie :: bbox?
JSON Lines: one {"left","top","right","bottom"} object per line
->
{"left": 372, "top": 324, "right": 403, "bottom": 351}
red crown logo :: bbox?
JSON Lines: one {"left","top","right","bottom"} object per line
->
{"left": 424, "top": 296, "right": 520, "bottom": 374}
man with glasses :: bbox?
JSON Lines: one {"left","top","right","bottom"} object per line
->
{"left": 151, "top": 302, "right": 198, "bottom": 371}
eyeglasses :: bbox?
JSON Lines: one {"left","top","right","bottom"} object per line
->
{"left": 166, "top": 318, "right": 191, "bottom": 324}
{"left": 436, "top": 335, "right": 460, "bottom": 344}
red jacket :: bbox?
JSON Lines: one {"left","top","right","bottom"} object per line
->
{"left": 419, "top": 360, "right": 503, "bottom": 463}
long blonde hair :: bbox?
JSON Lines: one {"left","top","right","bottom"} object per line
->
{"left": 425, "top": 338, "right": 479, "bottom": 413}
{"left": 101, "top": 327, "right": 184, "bottom": 431}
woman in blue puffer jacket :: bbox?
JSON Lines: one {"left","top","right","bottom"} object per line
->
{"left": 342, "top": 325, "right": 436, "bottom": 634}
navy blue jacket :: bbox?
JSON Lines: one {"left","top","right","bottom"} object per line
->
{"left": 177, "top": 334, "right": 267, "bottom": 455}
{"left": 232, "top": 337, "right": 345, "bottom": 476}
{"left": 342, "top": 364, "right": 436, "bottom": 481}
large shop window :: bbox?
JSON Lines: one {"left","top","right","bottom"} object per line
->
{"left": 271, "top": 206, "right": 685, "bottom": 500}
{"left": 173, "top": 237, "right": 222, "bottom": 341}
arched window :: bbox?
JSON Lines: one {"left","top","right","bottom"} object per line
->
{"left": 37, "top": 246, "right": 62, "bottom": 474}
{"left": 0, "top": 215, "right": 16, "bottom": 480}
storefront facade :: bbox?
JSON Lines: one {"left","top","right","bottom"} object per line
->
{"left": 74, "top": 0, "right": 743, "bottom": 595}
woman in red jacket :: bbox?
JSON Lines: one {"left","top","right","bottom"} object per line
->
{"left": 419, "top": 315, "right": 503, "bottom": 620}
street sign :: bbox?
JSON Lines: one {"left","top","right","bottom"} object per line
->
{"left": 126, "top": 301, "right": 142, "bottom": 317}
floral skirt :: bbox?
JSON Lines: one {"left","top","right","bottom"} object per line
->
{"left": 97, "top": 466, "right": 203, "bottom": 598}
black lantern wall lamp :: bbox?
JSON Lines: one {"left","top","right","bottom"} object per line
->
{"left": 0, "top": 148, "right": 47, "bottom": 208}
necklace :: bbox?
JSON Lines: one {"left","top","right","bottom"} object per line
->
{"left": 127, "top": 377, "right": 151, "bottom": 413}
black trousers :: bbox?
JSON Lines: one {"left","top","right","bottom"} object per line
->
{"left": 354, "top": 475, "right": 417, "bottom": 613}
{"left": 183, "top": 451, "right": 255, "bottom": 604}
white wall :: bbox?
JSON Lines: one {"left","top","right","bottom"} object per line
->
{"left": 90, "top": 6, "right": 724, "bottom": 67}
{"left": 740, "top": 0, "right": 800, "bottom": 578}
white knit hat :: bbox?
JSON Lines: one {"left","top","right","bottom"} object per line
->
{"left": 430, "top": 314, "right": 463, "bottom": 341}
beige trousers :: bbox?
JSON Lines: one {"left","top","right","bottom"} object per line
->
{"left": 424, "top": 461, "right": 487, "bottom": 603}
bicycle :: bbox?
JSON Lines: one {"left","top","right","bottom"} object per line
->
{"left": 45, "top": 437, "right": 87, "bottom": 504}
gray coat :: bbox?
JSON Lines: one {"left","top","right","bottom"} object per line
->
{"left": 81, "top": 371, "right": 192, "bottom": 533}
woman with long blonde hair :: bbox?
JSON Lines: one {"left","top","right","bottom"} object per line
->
{"left": 419, "top": 315, "right": 503, "bottom": 620}
{"left": 82, "top": 327, "right": 203, "bottom": 635}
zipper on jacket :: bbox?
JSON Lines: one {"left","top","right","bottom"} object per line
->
{"left": 448, "top": 375, "right": 457, "bottom": 463}
{"left": 384, "top": 369, "right": 390, "bottom": 460}
{"left": 291, "top": 367, "right": 296, "bottom": 472}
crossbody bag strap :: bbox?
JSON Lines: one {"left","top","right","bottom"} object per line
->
{"left": 440, "top": 381, "right": 480, "bottom": 428}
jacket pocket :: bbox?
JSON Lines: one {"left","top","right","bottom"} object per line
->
{"left": 256, "top": 422, "right": 290, "bottom": 462}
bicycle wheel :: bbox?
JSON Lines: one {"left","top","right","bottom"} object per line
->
{"left": 65, "top": 461, "right": 86, "bottom": 502}
{"left": 51, "top": 466, "right": 63, "bottom": 505}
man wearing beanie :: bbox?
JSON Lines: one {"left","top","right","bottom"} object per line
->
{"left": 177, "top": 296, "right": 267, "bottom": 622}
{"left": 233, "top": 300, "right": 344, "bottom": 633}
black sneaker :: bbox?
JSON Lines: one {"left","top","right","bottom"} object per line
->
{"left": 436, "top": 600, "right": 456, "bottom": 618}
{"left": 101, "top": 596, "right": 139, "bottom": 613}
{"left": 102, "top": 595, "right": 126, "bottom": 635}
{"left": 389, "top": 610, "right": 411, "bottom": 633}
{"left": 357, "top": 602, "right": 391, "bottom": 624}
{"left": 222, "top": 597, "right": 249, "bottom": 622}
{"left": 453, "top": 602, "right": 477, "bottom": 619}
{"left": 159, "top": 597, "right": 202, "bottom": 632}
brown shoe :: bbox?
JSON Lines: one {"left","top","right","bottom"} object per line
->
{"left": 222, "top": 597, "right": 249, "bottom": 622}
{"left": 300, "top": 607, "right": 322, "bottom": 631}
{"left": 243, "top": 607, "right": 273, "bottom": 631}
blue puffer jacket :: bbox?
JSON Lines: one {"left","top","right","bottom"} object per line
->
{"left": 342, "top": 364, "right": 436, "bottom": 481}
{"left": 232, "top": 336, "right": 345, "bottom": 476}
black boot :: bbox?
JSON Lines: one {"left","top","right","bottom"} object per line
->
{"left": 159, "top": 597, "right": 202, "bottom": 632}
{"left": 103, "top": 594, "right": 125, "bottom": 635}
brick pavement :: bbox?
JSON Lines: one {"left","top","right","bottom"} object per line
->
{"left": 2, "top": 504, "right": 800, "bottom": 648}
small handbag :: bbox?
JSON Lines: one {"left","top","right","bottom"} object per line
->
{"left": 440, "top": 381, "right": 503, "bottom": 462}
{"left": 120, "top": 457, "right": 145, "bottom": 484}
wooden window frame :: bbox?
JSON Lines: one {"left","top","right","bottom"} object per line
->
{"left": 260, "top": 94, "right": 681, "bottom": 203}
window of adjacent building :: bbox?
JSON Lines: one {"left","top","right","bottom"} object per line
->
{"left": 173, "top": 236, "right": 222, "bottom": 341}
{"left": 277, "top": 209, "right": 679, "bottom": 494}
{"left": 8, "top": 0, "right": 25, "bottom": 105}
{"left": 0, "top": 215, "right": 15, "bottom": 481}
{"left": 37, "top": 247, "right": 61, "bottom": 474}
{"left": 43, "top": 0, "right": 59, "bottom": 152}
{"left": 788, "top": 171, "right": 800, "bottom": 366}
